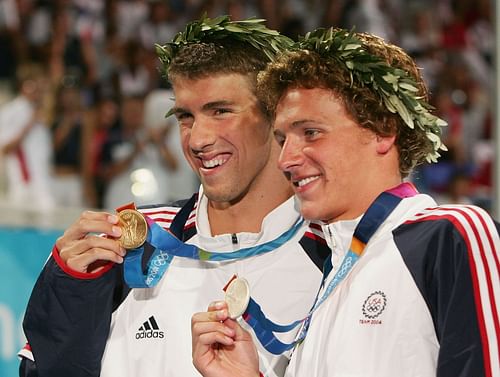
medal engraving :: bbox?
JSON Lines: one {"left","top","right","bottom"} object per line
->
{"left": 118, "top": 209, "right": 148, "bottom": 249}
{"left": 225, "top": 277, "right": 250, "bottom": 319}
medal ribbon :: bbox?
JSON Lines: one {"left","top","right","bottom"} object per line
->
{"left": 241, "top": 182, "right": 418, "bottom": 355}
{"left": 124, "top": 216, "right": 305, "bottom": 288}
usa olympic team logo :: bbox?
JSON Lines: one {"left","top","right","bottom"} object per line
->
{"left": 362, "top": 291, "right": 387, "bottom": 319}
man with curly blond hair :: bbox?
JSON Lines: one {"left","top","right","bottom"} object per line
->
{"left": 192, "top": 28, "right": 499, "bottom": 377}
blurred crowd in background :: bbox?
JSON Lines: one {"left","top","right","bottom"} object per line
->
{"left": 0, "top": 0, "right": 495, "bottom": 213}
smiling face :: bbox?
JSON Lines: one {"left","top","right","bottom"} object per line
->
{"left": 171, "top": 73, "right": 274, "bottom": 205}
{"left": 274, "top": 87, "right": 400, "bottom": 223}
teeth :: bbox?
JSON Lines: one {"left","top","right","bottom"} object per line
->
{"left": 297, "top": 176, "right": 319, "bottom": 187}
{"left": 202, "top": 158, "right": 227, "bottom": 168}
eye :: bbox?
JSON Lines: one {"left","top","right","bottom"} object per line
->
{"left": 273, "top": 133, "right": 285, "bottom": 147}
{"left": 175, "top": 111, "right": 192, "bottom": 121}
{"left": 175, "top": 112, "right": 194, "bottom": 127}
{"left": 213, "top": 108, "right": 231, "bottom": 116}
{"left": 304, "top": 129, "right": 320, "bottom": 139}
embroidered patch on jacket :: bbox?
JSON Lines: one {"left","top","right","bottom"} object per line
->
{"left": 359, "top": 291, "right": 386, "bottom": 325}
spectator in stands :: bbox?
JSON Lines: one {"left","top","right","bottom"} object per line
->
{"left": 143, "top": 86, "right": 199, "bottom": 202}
{"left": 117, "top": 39, "right": 153, "bottom": 97}
{"left": 0, "top": 63, "right": 55, "bottom": 210}
{"left": 88, "top": 93, "right": 121, "bottom": 208}
{"left": 50, "top": 75, "right": 92, "bottom": 207}
{"left": 101, "top": 94, "right": 178, "bottom": 209}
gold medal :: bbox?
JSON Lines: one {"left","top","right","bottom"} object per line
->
{"left": 118, "top": 209, "right": 148, "bottom": 249}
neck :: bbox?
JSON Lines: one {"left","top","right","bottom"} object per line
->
{"left": 330, "top": 177, "right": 403, "bottom": 224}
{"left": 208, "top": 146, "right": 293, "bottom": 235}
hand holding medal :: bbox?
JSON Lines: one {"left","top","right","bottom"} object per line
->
{"left": 54, "top": 209, "right": 129, "bottom": 274}
{"left": 191, "top": 275, "right": 259, "bottom": 377}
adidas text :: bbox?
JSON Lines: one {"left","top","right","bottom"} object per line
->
{"left": 136, "top": 329, "right": 165, "bottom": 339}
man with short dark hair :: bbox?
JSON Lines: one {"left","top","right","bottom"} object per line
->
{"left": 19, "top": 17, "right": 324, "bottom": 377}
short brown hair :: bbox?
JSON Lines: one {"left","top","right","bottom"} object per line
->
{"left": 167, "top": 38, "right": 268, "bottom": 91}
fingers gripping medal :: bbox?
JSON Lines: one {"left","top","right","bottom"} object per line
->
{"left": 118, "top": 209, "right": 148, "bottom": 249}
{"left": 224, "top": 276, "right": 250, "bottom": 319}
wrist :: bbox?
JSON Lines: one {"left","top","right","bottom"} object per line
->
{"left": 52, "top": 245, "right": 114, "bottom": 279}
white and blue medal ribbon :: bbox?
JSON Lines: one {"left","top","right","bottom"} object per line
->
{"left": 123, "top": 215, "right": 305, "bottom": 288}
{"left": 242, "top": 297, "right": 306, "bottom": 354}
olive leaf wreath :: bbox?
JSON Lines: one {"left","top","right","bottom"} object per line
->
{"left": 156, "top": 14, "right": 293, "bottom": 77}
{"left": 155, "top": 14, "right": 294, "bottom": 118}
{"left": 295, "top": 28, "right": 447, "bottom": 163}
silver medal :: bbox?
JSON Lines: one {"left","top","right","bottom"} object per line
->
{"left": 225, "top": 277, "right": 250, "bottom": 319}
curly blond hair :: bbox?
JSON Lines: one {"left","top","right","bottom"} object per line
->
{"left": 257, "top": 32, "right": 435, "bottom": 178}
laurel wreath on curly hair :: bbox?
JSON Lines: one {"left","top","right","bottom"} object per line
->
{"left": 155, "top": 14, "right": 294, "bottom": 77}
{"left": 295, "top": 28, "right": 447, "bottom": 163}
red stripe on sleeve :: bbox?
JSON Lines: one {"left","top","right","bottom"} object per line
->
{"left": 406, "top": 209, "right": 498, "bottom": 377}
{"left": 51, "top": 245, "right": 114, "bottom": 279}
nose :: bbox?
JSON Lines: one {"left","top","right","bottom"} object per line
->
{"left": 189, "top": 117, "right": 216, "bottom": 153}
{"left": 278, "top": 137, "right": 303, "bottom": 173}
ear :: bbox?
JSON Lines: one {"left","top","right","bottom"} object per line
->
{"left": 375, "top": 135, "right": 396, "bottom": 155}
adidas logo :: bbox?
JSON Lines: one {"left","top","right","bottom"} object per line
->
{"left": 135, "top": 316, "right": 165, "bottom": 339}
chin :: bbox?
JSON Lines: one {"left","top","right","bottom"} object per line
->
{"left": 204, "top": 189, "right": 232, "bottom": 203}
{"left": 203, "top": 184, "right": 243, "bottom": 204}
{"left": 298, "top": 202, "right": 322, "bottom": 221}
